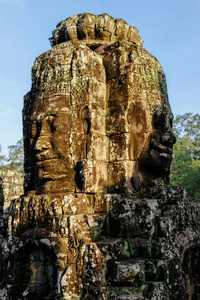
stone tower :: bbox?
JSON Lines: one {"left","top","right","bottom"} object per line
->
{"left": 0, "top": 13, "right": 200, "bottom": 299}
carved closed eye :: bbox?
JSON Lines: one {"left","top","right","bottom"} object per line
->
{"left": 153, "top": 109, "right": 165, "bottom": 131}
{"left": 31, "top": 120, "right": 37, "bottom": 138}
{"left": 30, "top": 119, "right": 41, "bottom": 147}
{"left": 50, "top": 115, "right": 70, "bottom": 134}
{"left": 51, "top": 121, "right": 63, "bottom": 133}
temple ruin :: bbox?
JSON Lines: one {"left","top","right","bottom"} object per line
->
{"left": 0, "top": 13, "right": 200, "bottom": 299}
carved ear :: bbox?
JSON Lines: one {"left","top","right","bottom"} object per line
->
{"left": 126, "top": 101, "right": 148, "bottom": 135}
{"left": 75, "top": 161, "right": 85, "bottom": 192}
{"left": 79, "top": 106, "right": 91, "bottom": 135}
{"left": 126, "top": 101, "right": 135, "bottom": 125}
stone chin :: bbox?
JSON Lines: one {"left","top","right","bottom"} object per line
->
{"left": 137, "top": 148, "right": 172, "bottom": 187}
{"left": 36, "top": 159, "right": 74, "bottom": 181}
{"left": 37, "top": 167, "right": 67, "bottom": 181}
{"left": 139, "top": 148, "right": 172, "bottom": 172}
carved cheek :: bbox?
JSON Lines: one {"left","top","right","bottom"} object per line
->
{"left": 51, "top": 134, "right": 69, "bottom": 157}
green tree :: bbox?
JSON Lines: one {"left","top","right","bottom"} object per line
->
{"left": 7, "top": 138, "right": 24, "bottom": 175}
{"left": 0, "top": 139, "right": 24, "bottom": 175}
{"left": 170, "top": 113, "right": 200, "bottom": 199}
{"left": 0, "top": 145, "right": 7, "bottom": 168}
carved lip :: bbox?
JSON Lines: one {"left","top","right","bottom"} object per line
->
{"left": 158, "top": 152, "right": 172, "bottom": 160}
{"left": 151, "top": 136, "right": 173, "bottom": 158}
{"left": 157, "top": 144, "right": 173, "bottom": 154}
{"left": 36, "top": 158, "right": 58, "bottom": 167}
{"left": 149, "top": 137, "right": 173, "bottom": 161}
{"left": 35, "top": 150, "right": 58, "bottom": 163}
{"left": 151, "top": 146, "right": 172, "bottom": 161}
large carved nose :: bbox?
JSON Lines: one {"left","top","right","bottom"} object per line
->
{"left": 161, "top": 131, "right": 176, "bottom": 146}
{"left": 35, "top": 136, "right": 51, "bottom": 152}
{"left": 34, "top": 118, "right": 52, "bottom": 153}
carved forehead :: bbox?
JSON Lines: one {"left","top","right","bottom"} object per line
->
{"left": 31, "top": 95, "right": 72, "bottom": 117}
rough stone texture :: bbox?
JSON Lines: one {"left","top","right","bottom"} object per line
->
{"left": 0, "top": 170, "right": 24, "bottom": 235}
{"left": 0, "top": 13, "right": 200, "bottom": 300}
{"left": 23, "top": 13, "right": 175, "bottom": 195}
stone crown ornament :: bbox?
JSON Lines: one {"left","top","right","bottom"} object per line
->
{"left": 49, "top": 13, "right": 143, "bottom": 47}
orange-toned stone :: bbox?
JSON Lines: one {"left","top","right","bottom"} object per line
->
{"left": 110, "top": 133, "right": 135, "bottom": 162}
{"left": 107, "top": 160, "right": 138, "bottom": 193}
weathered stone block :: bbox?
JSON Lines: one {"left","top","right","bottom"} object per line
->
{"left": 115, "top": 296, "right": 147, "bottom": 300}
{"left": 157, "top": 217, "right": 174, "bottom": 237}
{"left": 107, "top": 161, "right": 137, "bottom": 193}
{"left": 101, "top": 286, "right": 149, "bottom": 299}
{"left": 81, "top": 242, "right": 107, "bottom": 285}
{"left": 97, "top": 238, "right": 131, "bottom": 261}
{"left": 58, "top": 264, "right": 80, "bottom": 299}
{"left": 89, "top": 107, "right": 107, "bottom": 135}
{"left": 41, "top": 175, "right": 76, "bottom": 194}
{"left": 106, "top": 103, "right": 128, "bottom": 135}
{"left": 94, "top": 193, "right": 113, "bottom": 213}
{"left": 109, "top": 199, "right": 158, "bottom": 238}
{"left": 144, "top": 260, "right": 160, "bottom": 281}
{"left": 0, "top": 170, "right": 23, "bottom": 221}
{"left": 110, "top": 133, "right": 135, "bottom": 162}
{"left": 88, "top": 79, "right": 106, "bottom": 109}
{"left": 128, "top": 25, "right": 140, "bottom": 45}
{"left": 103, "top": 45, "right": 128, "bottom": 80}
{"left": 80, "top": 159, "right": 108, "bottom": 193}
{"left": 43, "top": 95, "right": 72, "bottom": 114}
{"left": 59, "top": 193, "right": 94, "bottom": 215}
{"left": 151, "top": 238, "right": 166, "bottom": 258}
{"left": 146, "top": 282, "right": 169, "bottom": 299}
{"left": 86, "top": 133, "right": 109, "bottom": 161}
{"left": 92, "top": 62, "right": 106, "bottom": 83}
{"left": 107, "top": 76, "right": 128, "bottom": 104}
{"left": 128, "top": 238, "right": 152, "bottom": 258}
{"left": 108, "top": 260, "right": 145, "bottom": 285}
{"left": 63, "top": 213, "right": 107, "bottom": 242}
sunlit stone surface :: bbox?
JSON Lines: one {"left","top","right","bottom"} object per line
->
{"left": 0, "top": 14, "right": 200, "bottom": 299}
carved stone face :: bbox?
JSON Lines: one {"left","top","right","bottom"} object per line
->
{"left": 137, "top": 104, "right": 176, "bottom": 185}
{"left": 30, "top": 95, "right": 77, "bottom": 193}
{"left": 32, "top": 112, "right": 73, "bottom": 179}
{"left": 123, "top": 85, "right": 176, "bottom": 186}
{"left": 24, "top": 13, "right": 176, "bottom": 194}
{"left": 30, "top": 98, "right": 174, "bottom": 193}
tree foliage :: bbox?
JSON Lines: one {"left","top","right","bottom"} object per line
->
{"left": 0, "top": 145, "right": 7, "bottom": 166}
{"left": 170, "top": 113, "right": 200, "bottom": 199}
{"left": 0, "top": 138, "right": 24, "bottom": 175}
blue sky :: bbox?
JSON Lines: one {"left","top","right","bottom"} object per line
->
{"left": 0, "top": 0, "right": 200, "bottom": 155}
